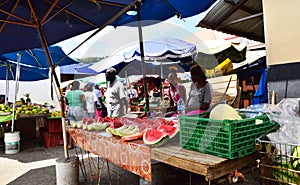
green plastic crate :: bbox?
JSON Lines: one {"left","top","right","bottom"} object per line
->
{"left": 180, "top": 114, "right": 277, "bottom": 159}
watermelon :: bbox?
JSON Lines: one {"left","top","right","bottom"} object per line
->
{"left": 93, "top": 122, "right": 109, "bottom": 130}
{"left": 117, "top": 125, "right": 139, "bottom": 137}
{"left": 109, "top": 118, "right": 123, "bottom": 128}
{"left": 143, "top": 129, "right": 169, "bottom": 147}
{"left": 157, "top": 124, "right": 178, "bottom": 138}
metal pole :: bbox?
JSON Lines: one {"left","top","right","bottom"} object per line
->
{"left": 136, "top": 2, "right": 149, "bottom": 112}
{"left": 160, "top": 61, "right": 164, "bottom": 109}
{"left": 11, "top": 52, "right": 21, "bottom": 133}
{"left": 5, "top": 65, "right": 9, "bottom": 105}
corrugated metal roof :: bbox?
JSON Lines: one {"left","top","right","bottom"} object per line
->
{"left": 197, "top": 0, "right": 264, "bottom": 43}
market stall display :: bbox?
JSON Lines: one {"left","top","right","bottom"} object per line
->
{"left": 67, "top": 112, "right": 266, "bottom": 183}
{"left": 255, "top": 99, "right": 300, "bottom": 185}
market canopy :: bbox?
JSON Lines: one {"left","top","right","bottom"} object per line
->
{"left": 60, "top": 63, "right": 97, "bottom": 75}
{"left": 196, "top": 0, "right": 264, "bottom": 43}
{"left": 122, "top": 37, "right": 197, "bottom": 62}
{"left": 0, "top": 0, "right": 217, "bottom": 55}
{"left": 90, "top": 37, "right": 196, "bottom": 74}
{"left": 112, "top": 0, "right": 217, "bottom": 27}
{"left": 1, "top": 46, "right": 78, "bottom": 68}
{"left": 115, "top": 60, "right": 185, "bottom": 79}
{"left": 0, "top": 60, "right": 49, "bottom": 81}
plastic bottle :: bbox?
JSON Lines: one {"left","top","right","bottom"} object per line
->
{"left": 177, "top": 96, "right": 185, "bottom": 118}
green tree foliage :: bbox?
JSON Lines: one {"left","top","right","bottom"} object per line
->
{"left": 76, "top": 56, "right": 107, "bottom": 64}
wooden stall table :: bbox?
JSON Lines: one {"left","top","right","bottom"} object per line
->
{"left": 68, "top": 127, "right": 259, "bottom": 184}
{"left": 16, "top": 113, "right": 47, "bottom": 141}
{"left": 151, "top": 136, "right": 259, "bottom": 184}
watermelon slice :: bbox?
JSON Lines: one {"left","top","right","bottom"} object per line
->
{"left": 121, "top": 131, "right": 144, "bottom": 142}
{"left": 143, "top": 129, "right": 169, "bottom": 147}
{"left": 157, "top": 124, "right": 178, "bottom": 138}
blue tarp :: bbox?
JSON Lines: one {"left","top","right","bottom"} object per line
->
{"left": 252, "top": 69, "right": 268, "bottom": 104}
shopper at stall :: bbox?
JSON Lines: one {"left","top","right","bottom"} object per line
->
{"left": 128, "top": 84, "right": 138, "bottom": 99}
{"left": 65, "top": 80, "right": 87, "bottom": 122}
{"left": 185, "top": 64, "right": 213, "bottom": 114}
{"left": 105, "top": 68, "right": 128, "bottom": 117}
{"left": 83, "top": 83, "right": 95, "bottom": 118}
{"left": 94, "top": 84, "right": 107, "bottom": 118}
{"left": 167, "top": 66, "right": 187, "bottom": 111}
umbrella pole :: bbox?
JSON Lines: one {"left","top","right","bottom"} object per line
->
{"left": 11, "top": 53, "right": 21, "bottom": 133}
{"left": 136, "top": 2, "right": 149, "bottom": 112}
{"left": 37, "top": 26, "right": 69, "bottom": 159}
{"left": 160, "top": 61, "right": 165, "bottom": 109}
{"left": 5, "top": 65, "right": 9, "bottom": 105}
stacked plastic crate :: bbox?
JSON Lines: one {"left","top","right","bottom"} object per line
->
{"left": 43, "top": 118, "right": 63, "bottom": 147}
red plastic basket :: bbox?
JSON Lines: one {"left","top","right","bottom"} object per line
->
{"left": 46, "top": 118, "right": 62, "bottom": 133}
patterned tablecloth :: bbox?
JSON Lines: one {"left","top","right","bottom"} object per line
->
{"left": 67, "top": 127, "right": 152, "bottom": 181}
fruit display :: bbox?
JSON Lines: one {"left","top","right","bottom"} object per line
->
{"left": 48, "top": 110, "right": 64, "bottom": 118}
{"left": 71, "top": 121, "right": 109, "bottom": 131}
{"left": 70, "top": 115, "right": 179, "bottom": 145}
{"left": 16, "top": 104, "right": 49, "bottom": 115}
{"left": 0, "top": 103, "right": 49, "bottom": 115}
{"left": 0, "top": 104, "right": 13, "bottom": 115}
{"left": 106, "top": 125, "right": 140, "bottom": 137}
{"left": 70, "top": 117, "right": 110, "bottom": 131}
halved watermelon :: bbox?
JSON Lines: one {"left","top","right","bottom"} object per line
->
{"left": 143, "top": 129, "right": 169, "bottom": 147}
{"left": 157, "top": 124, "right": 178, "bottom": 138}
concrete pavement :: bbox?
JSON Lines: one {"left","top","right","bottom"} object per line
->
{"left": 0, "top": 139, "right": 261, "bottom": 185}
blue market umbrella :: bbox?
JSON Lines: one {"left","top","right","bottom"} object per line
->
{"left": 60, "top": 63, "right": 98, "bottom": 75}
{"left": 122, "top": 37, "right": 197, "bottom": 62}
{"left": 112, "top": 0, "right": 217, "bottom": 27}
{"left": 91, "top": 37, "right": 196, "bottom": 74}
{"left": 1, "top": 46, "right": 78, "bottom": 68}
{"left": 0, "top": 59, "right": 49, "bottom": 106}
{"left": 0, "top": 60, "right": 49, "bottom": 81}
{"left": 0, "top": 1, "right": 216, "bottom": 55}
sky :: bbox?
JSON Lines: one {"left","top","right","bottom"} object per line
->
{"left": 55, "top": 12, "right": 207, "bottom": 59}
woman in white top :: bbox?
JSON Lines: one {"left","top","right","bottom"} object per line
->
{"left": 186, "top": 64, "right": 213, "bottom": 115}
